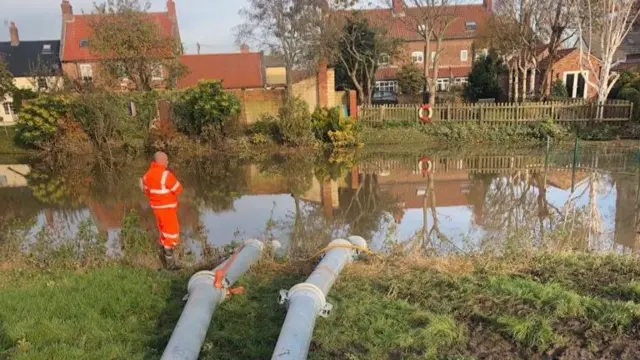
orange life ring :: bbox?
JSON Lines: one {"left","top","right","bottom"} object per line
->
{"left": 419, "top": 104, "right": 433, "bottom": 123}
{"left": 418, "top": 156, "right": 433, "bottom": 177}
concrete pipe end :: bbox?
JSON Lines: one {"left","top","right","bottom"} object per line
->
{"left": 244, "top": 239, "right": 265, "bottom": 251}
{"left": 348, "top": 236, "right": 368, "bottom": 249}
{"left": 287, "top": 282, "right": 327, "bottom": 314}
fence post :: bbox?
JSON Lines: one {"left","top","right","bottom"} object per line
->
{"left": 630, "top": 101, "right": 634, "bottom": 121}
{"left": 479, "top": 104, "right": 484, "bottom": 125}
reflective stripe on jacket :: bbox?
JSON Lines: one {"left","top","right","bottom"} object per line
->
{"left": 142, "top": 162, "right": 183, "bottom": 209}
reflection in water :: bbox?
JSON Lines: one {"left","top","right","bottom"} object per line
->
{"left": 2, "top": 144, "right": 640, "bottom": 261}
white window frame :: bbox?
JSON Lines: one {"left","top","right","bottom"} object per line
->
{"left": 151, "top": 63, "right": 164, "bottom": 81}
{"left": 563, "top": 71, "right": 588, "bottom": 99}
{"left": 460, "top": 50, "right": 468, "bottom": 62}
{"left": 79, "top": 63, "right": 93, "bottom": 81}
{"left": 436, "top": 78, "right": 450, "bottom": 91}
{"left": 375, "top": 80, "right": 399, "bottom": 94}
{"left": 3, "top": 102, "right": 15, "bottom": 116}
{"left": 412, "top": 51, "right": 424, "bottom": 64}
{"left": 430, "top": 51, "right": 436, "bottom": 62}
{"left": 379, "top": 53, "right": 390, "bottom": 66}
{"left": 454, "top": 77, "right": 468, "bottom": 85}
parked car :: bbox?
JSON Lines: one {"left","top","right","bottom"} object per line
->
{"left": 372, "top": 91, "right": 398, "bottom": 105}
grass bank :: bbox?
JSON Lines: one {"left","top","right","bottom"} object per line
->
{"left": 2, "top": 254, "right": 640, "bottom": 359}
{"left": 0, "top": 127, "right": 34, "bottom": 155}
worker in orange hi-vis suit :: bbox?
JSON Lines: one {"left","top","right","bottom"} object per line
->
{"left": 140, "top": 151, "right": 183, "bottom": 268}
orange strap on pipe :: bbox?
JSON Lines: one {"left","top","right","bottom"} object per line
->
{"left": 213, "top": 245, "right": 245, "bottom": 289}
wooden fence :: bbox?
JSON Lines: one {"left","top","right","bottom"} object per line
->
{"left": 358, "top": 100, "right": 633, "bottom": 127}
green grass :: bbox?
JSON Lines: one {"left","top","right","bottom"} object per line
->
{"left": 2, "top": 254, "right": 640, "bottom": 359}
{"left": 0, "top": 127, "right": 33, "bottom": 155}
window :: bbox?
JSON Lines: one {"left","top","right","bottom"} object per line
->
{"left": 475, "top": 48, "right": 489, "bottom": 60}
{"left": 42, "top": 44, "right": 52, "bottom": 54}
{"left": 79, "top": 64, "right": 93, "bottom": 81}
{"left": 2, "top": 102, "right": 15, "bottom": 116}
{"left": 0, "top": 175, "right": 7, "bottom": 186}
{"left": 375, "top": 80, "right": 398, "bottom": 94}
{"left": 379, "top": 53, "right": 390, "bottom": 66}
{"left": 412, "top": 51, "right": 424, "bottom": 64}
{"left": 37, "top": 78, "right": 48, "bottom": 90}
{"left": 151, "top": 64, "right": 164, "bottom": 80}
{"left": 436, "top": 78, "right": 450, "bottom": 91}
{"left": 418, "top": 24, "right": 426, "bottom": 33}
{"left": 460, "top": 50, "right": 468, "bottom": 62}
{"left": 454, "top": 77, "right": 468, "bottom": 85}
{"left": 564, "top": 71, "right": 588, "bottom": 99}
{"left": 79, "top": 39, "right": 89, "bottom": 48}
{"left": 465, "top": 21, "right": 477, "bottom": 32}
{"left": 431, "top": 51, "right": 436, "bottom": 62}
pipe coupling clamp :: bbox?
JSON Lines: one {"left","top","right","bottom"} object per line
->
{"left": 279, "top": 282, "right": 334, "bottom": 318}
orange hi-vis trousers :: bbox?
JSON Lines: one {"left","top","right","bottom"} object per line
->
{"left": 153, "top": 207, "right": 180, "bottom": 249}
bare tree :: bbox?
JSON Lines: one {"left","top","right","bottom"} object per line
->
{"left": 385, "top": 0, "right": 459, "bottom": 104}
{"left": 236, "top": 0, "right": 326, "bottom": 99}
{"left": 575, "top": 0, "right": 640, "bottom": 110}
{"left": 482, "top": 14, "right": 522, "bottom": 101}
{"left": 536, "top": 0, "right": 576, "bottom": 98}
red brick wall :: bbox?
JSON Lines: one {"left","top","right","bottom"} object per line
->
{"left": 404, "top": 38, "right": 476, "bottom": 69}
{"left": 540, "top": 51, "right": 599, "bottom": 99}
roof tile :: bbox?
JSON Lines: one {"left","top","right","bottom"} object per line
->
{"left": 178, "top": 53, "right": 264, "bottom": 89}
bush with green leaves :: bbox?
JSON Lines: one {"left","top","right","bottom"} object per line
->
{"left": 173, "top": 80, "right": 241, "bottom": 138}
{"left": 70, "top": 92, "right": 142, "bottom": 152}
{"left": 550, "top": 79, "right": 569, "bottom": 99}
{"left": 276, "top": 97, "right": 315, "bottom": 146}
{"left": 397, "top": 64, "right": 426, "bottom": 95}
{"left": 311, "top": 106, "right": 361, "bottom": 147}
{"left": 464, "top": 54, "right": 503, "bottom": 102}
{"left": 15, "top": 96, "right": 70, "bottom": 148}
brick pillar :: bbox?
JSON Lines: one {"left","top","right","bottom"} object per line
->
{"left": 348, "top": 90, "right": 358, "bottom": 119}
{"left": 350, "top": 167, "right": 360, "bottom": 189}
{"left": 317, "top": 59, "right": 329, "bottom": 108}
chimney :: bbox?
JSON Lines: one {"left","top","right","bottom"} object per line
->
{"left": 240, "top": 44, "right": 250, "bottom": 53}
{"left": 167, "top": 0, "right": 176, "bottom": 19}
{"left": 392, "top": 0, "right": 405, "bottom": 17}
{"left": 61, "top": 0, "right": 73, "bottom": 22}
{"left": 9, "top": 22, "right": 19, "bottom": 47}
{"left": 483, "top": 0, "right": 492, "bottom": 12}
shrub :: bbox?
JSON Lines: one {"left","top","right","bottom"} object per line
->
{"left": 312, "top": 107, "right": 361, "bottom": 147}
{"left": 173, "top": 80, "right": 241, "bottom": 138}
{"left": 251, "top": 114, "right": 282, "bottom": 143}
{"left": 276, "top": 97, "right": 314, "bottom": 146}
{"left": 397, "top": 64, "right": 426, "bottom": 95}
{"left": 70, "top": 92, "right": 138, "bottom": 152}
{"left": 15, "top": 96, "right": 70, "bottom": 148}
{"left": 464, "top": 54, "right": 503, "bottom": 102}
{"left": 550, "top": 79, "right": 568, "bottom": 99}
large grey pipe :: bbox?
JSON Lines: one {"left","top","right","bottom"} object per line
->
{"left": 271, "top": 236, "right": 368, "bottom": 360}
{"left": 161, "top": 239, "right": 265, "bottom": 360}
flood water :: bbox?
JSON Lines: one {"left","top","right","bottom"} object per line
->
{"left": 2, "top": 142, "right": 640, "bottom": 260}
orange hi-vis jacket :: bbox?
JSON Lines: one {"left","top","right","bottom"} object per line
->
{"left": 142, "top": 162, "right": 183, "bottom": 209}
{"left": 142, "top": 162, "right": 183, "bottom": 248}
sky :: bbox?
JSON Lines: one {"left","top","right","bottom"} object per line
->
{"left": 0, "top": 0, "right": 391, "bottom": 54}
{"left": 0, "top": 0, "right": 248, "bottom": 54}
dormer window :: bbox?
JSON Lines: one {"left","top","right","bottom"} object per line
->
{"left": 465, "top": 21, "right": 477, "bottom": 31}
{"left": 80, "top": 39, "right": 89, "bottom": 48}
{"left": 42, "top": 44, "right": 52, "bottom": 54}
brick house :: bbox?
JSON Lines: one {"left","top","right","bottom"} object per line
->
{"left": 59, "top": 0, "right": 181, "bottom": 89}
{"left": 536, "top": 48, "right": 601, "bottom": 99}
{"left": 354, "top": 0, "right": 492, "bottom": 94}
{"left": 0, "top": 23, "right": 62, "bottom": 125}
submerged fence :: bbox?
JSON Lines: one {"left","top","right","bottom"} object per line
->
{"left": 358, "top": 100, "right": 633, "bottom": 127}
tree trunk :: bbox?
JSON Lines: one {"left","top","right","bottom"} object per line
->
{"left": 521, "top": 65, "right": 528, "bottom": 101}
{"left": 508, "top": 67, "right": 514, "bottom": 102}
{"left": 285, "top": 63, "right": 294, "bottom": 100}
{"left": 529, "top": 66, "right": 536, "bottom": 100}
{"left": 514, "top": 66, "right": 519, "bottom": 103}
